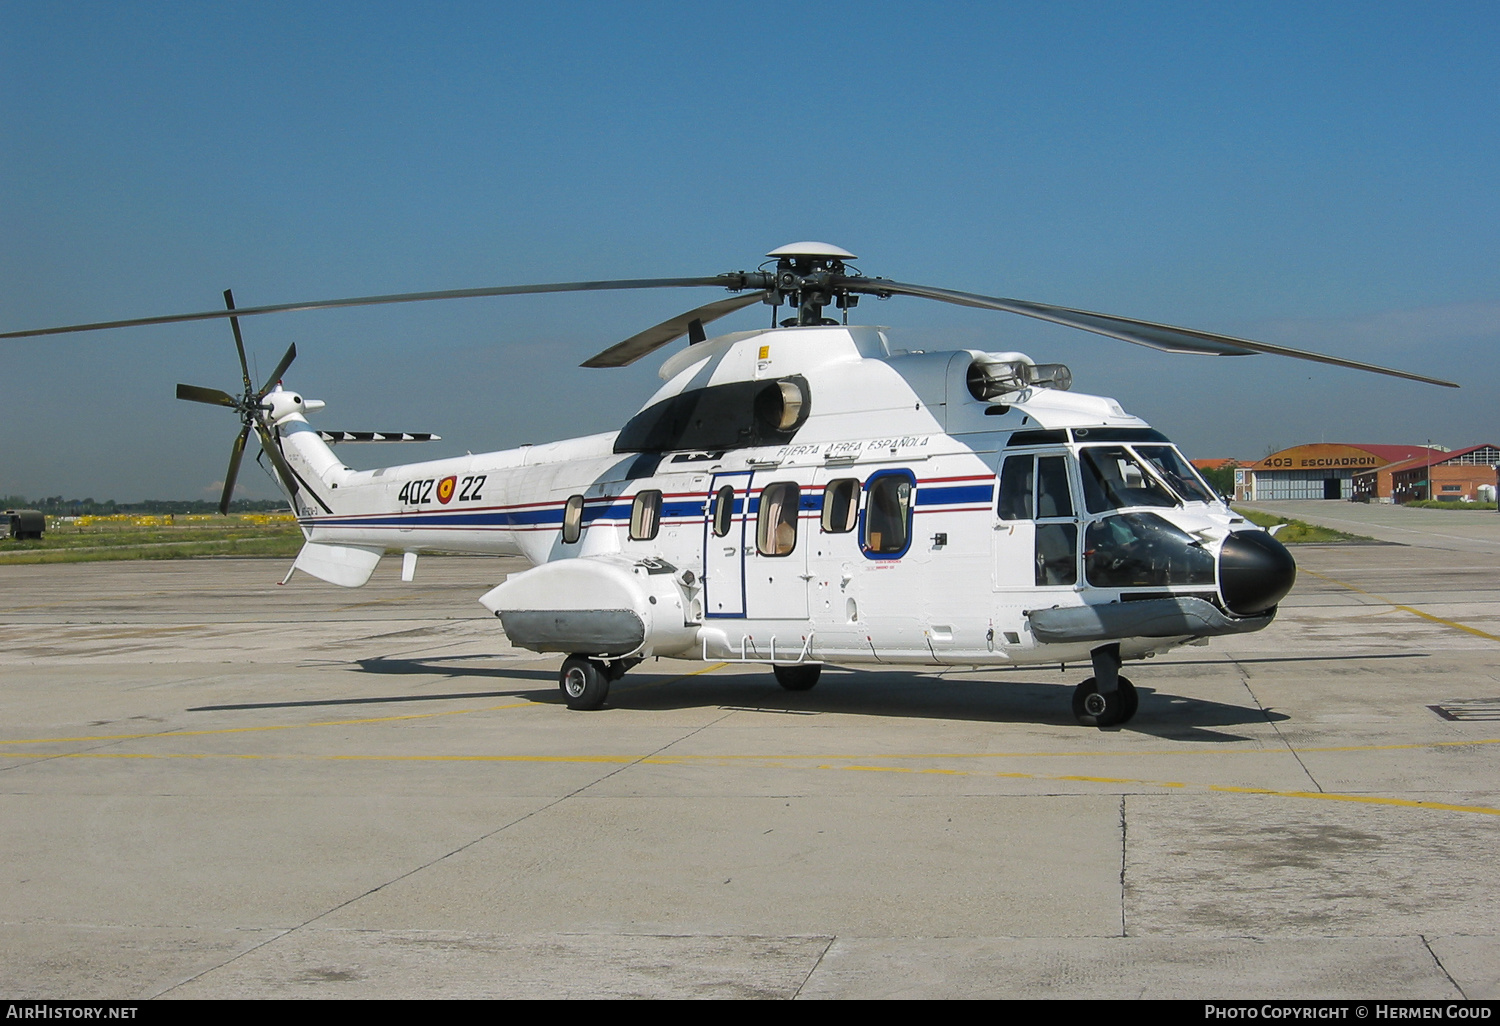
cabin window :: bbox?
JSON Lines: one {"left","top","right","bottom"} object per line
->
{"left": 562, "top": 494, "right": 584, "bottom": 544}
{"left": 630, "top": 490, "right": 662, "bottom": 541}
{"left": 711, "top": 485, "right": 735, "bottom": 538}
{"left": 821, "top": 479, "right": 859, "bottom": 533}
{"left": 863, "top": 472, "right": 913, "bottom": 556}
{"left": 756, "top": 482, "right": 800, "bottom": 557}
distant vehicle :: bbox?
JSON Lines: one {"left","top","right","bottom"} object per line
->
{"left": 4, "top": 509, "right": 45, "bottom": 540}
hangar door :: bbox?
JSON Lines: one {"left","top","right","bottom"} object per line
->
{"left": 1255, "top": 469, "right": 1352, "bottom": 500}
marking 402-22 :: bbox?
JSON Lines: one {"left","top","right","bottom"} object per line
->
{"left": 399, "top": 474, "right": 485, "bottom": 506}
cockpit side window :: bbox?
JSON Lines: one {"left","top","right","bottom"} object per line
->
{"left": 1085, "top": 512, "right": 1216, "bottom": 588}
{"left": 997, "top": 455, "right": 1034, "bottom": 521}
{"left": 1036, "top": 456, "right": 1074, "bottom": 518}
{"left": 1079, "top": 446, "right": 1177, "bottom": 513}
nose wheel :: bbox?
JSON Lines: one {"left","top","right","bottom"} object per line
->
{"left": 1072, "top": 675, "right": 1138, "bottom": 727}
{"left": 559, "top": 655, "right": 611, "bottom": 710}
{"left": 1073, "top": 643, "right": 1139, "bottom": 728}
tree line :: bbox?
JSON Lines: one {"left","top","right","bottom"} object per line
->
{"left": 1, "top": 496, "right": 289, "bottom": 515}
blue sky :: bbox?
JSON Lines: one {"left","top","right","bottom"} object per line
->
{"left": 3, "top": 1, "right": 1497, "bottom": 501}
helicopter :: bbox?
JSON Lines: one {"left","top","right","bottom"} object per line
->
{"left": 2, "top": 242, "right": 1459, "bottom": 727}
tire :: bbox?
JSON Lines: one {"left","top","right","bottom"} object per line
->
{"left": 1072, "top": 675, "right": 1137, "bottom": 728}
{"left": 773, "top": 663, "right": 821, "bottom": 692}
{"left": 559, "top": 655, "right": 611, "bottom": 710}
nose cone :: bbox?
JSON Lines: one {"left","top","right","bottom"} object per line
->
{"left": 1219, "top": 530, "right": 1297, "bottom": 615}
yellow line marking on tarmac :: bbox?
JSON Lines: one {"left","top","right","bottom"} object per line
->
{"left": 7, "top": 731, "right": 1500, "bottom": 758}
{"left": 1205, "top": 785, "right": 1500, "bottom": 816}
{"left": 8, "top": 745, "right": 1497, "bottom": 816}
{"left": 10, "top": 746, "right": 1497, "bottom": 819}
{"left": 815, "top": 763, "right": 1500, "bottom": 818}
{"left": 1301, "top": 567, "right": 1500, "bottom": 643}
{"left": 5, "top": 656, "right": 1496, "bottom": 814}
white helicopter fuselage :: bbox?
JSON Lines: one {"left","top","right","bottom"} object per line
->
{"left": 263, "top": 324, "right": 1291, "bottom": 678}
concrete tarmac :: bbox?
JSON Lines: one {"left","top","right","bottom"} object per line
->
{"left": 2, "top": 531, "right": 1498, "bottom": 999}
{"left": 1241, "top": 499, "right": 1500, "bottom": 555}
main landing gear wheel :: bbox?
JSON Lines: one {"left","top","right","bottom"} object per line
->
{"left": 1072, "top": 675, "right": 1138, "bottom": 728}
{"left": 560, "top": 655, "right": 611, "bottom": 711}
{"left": 773, "top": 664, "right": 821, "bottom": 691}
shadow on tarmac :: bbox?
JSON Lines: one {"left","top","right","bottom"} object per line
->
{"left": 189, "top": 653, "right": 1314, "bottom": 740}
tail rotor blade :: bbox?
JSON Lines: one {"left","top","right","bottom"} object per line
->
{"left": 224, "top": 289, "right": 253, "bottom": 396}
{"left": 254, "top": 422, "right": 301, "bottom": 501}
{"left": 257, "top": 343, "right": 297, "bottom": 399}
{"left": 177, "top": 383, "right": 239, "bottom": 407}
{"left": 220, "top": 426, "right": 250, "bottom": 515}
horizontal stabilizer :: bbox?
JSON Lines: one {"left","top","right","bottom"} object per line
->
{"left": 293, "top": 541, "right": 385, "bottom": 588}
{"left": 317, "top": 431, "right": 441, "bottom": 443}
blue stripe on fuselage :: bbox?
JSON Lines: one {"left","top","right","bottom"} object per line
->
{"left": 915, "top": 484, "right": 994, "bottom": 506}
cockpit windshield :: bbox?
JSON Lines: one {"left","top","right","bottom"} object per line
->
{"left": 1077, "top": 443, "right": 1219, "bottom": 511}
{"left": 1079, "top": 446, "right": 1178, "bottom": 513}
{"left": 1134, "top": 446, "right": 1217, "bottom": 504}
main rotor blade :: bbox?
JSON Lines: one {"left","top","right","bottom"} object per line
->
{"left": 224, "top": 290, "right": 253, "bottom": 396}
{"left": 220, "top": 426, "right": 250, "bottom": 516}
{"left": 849, "top": 278, "right": 1459, "bottom": 388}
{"left": 176, "top": 383, "right": 239, "bottom": 407}
{"left": 257, "top": 343, "right": 297, "bottom": 398}
{"left": 581, "top": 291, "right": 771, "bottom": 368}
{"left": 0, "top": 275, "right": 761, "bottom": 340}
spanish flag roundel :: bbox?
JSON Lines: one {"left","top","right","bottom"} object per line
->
{"left": 437, "top": 475, "right": 457, "bottom": 504}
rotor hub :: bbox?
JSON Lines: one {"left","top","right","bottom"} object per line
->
{"left": 764, "top": 242, "right": 860, "bottom": 326}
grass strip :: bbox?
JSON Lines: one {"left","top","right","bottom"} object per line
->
{"left": 0, "top": 520, "right": 303, "bottom": 563}
{"left": 1232, "top": 508, "right": 1372, "bottom": 543}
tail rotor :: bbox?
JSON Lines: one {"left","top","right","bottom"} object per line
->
{"left": 176, "top": 289, "right": 299, "bottom": 513}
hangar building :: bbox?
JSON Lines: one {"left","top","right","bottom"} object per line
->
{"left": 1233, "top": 443, "right": 1440, "bottom": 501}
{"left": 1374, "top": 444, "right": 1500, "bottom": 503}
